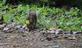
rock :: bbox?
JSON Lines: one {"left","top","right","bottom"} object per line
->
{"left": 52, "top": 45, "right": 60, "bottom": 48}
{"left": 67, "top": 36, "right": 76, "bottom": 40}
{"left": 2, "top": 22, "right": 17, "bottom": 33}
{"left": 55, "top": 29, "right": 63, "bottom": 35}
{"left": 40, "top": 38, "right": 45, "bottom": 41}
{"left": 47, "top": 30, "right": 55, "bottom": 34}
{"left": 15, "top": 25, "right": 22, "bottom": 29}
{"left": 63, "top": 34, "right": 76, "bottom": 40}
{"left": 72, "top": 32, "right": 77, "bottom": 35}
{"left": 63, "top": 34, "right": 71, "bottom": 39}
{"left": 2, "top": 22, "right": 29, "bottom": 33}
{"left": 41, "top": 30, "right": 47, "bottom": 33}
{"left": 46, "top": 37, "right": 52, "bottom": 41}
{"left": 0, "top": 24, "right": 6, "bottom": 29}
{"left": 22, "top": 34, "right": 26, "bottom": 37}
{"left": 22, "top": 26, "right": 28, "bottom": 31}
{"left": 54, "top": 35, "right": 59, "bottom": 38}
{"left": 7, "top": 22, "right": 16, "bottom": 27}
{"left": 48, "top": 28, "right": 56, "bottom": 33}
{"left": 18, "top": 28, "right": 28, "bottom": 32}
{"left": 75, "top": 32, "right": 82, "bottom": 34}
{"left": 48, "top": 29, "right": 63, "bottom": 34}
{"left": 3, "top": 27, "right": 14, "bottom": 33}
{"left": 3, "top": 27, "right": 9, "bottom": 31}
{"left": 63, "top": 31, "right": 70, "bottom": 34}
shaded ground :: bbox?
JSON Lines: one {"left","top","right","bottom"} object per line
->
{"left": 0, "top": 30, "right": 82, "bottom": 48}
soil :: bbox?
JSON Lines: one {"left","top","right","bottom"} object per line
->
{"left": 0, "top": 30, "right": 82, "bottom": 48}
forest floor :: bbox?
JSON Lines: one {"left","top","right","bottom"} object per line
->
{"left": 0, "top": 30, "right": 82, "bottom": 48}
{"left": 0, "top": 22, "right": 82, "bottom": 48}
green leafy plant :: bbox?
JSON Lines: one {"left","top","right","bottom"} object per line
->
{"left": 0, "top": 2, "right": 82, "bottom": 31}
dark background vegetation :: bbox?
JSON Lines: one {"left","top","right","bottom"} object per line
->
{"left": 2, "top": 0, "right": 82, "bottom": 8}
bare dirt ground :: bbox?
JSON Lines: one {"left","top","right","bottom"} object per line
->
{"left": 0, "top": 30, "right": 82, "bottom": 48}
